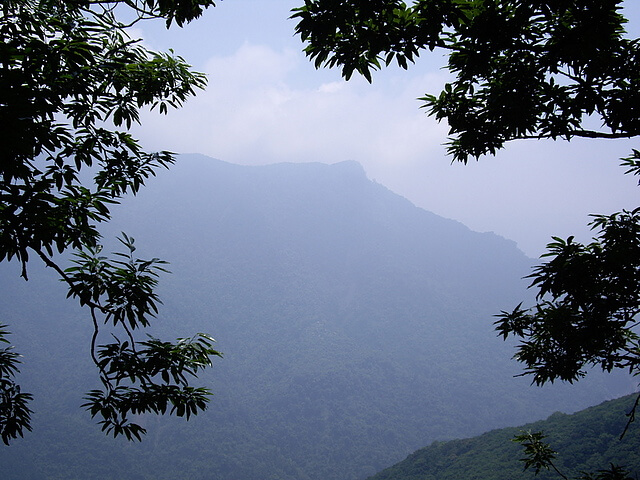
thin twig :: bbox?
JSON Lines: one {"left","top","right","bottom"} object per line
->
{"left": 34, "top": 248, "right": 107, "bottom": 314}
{"left": 620, "top": 391, "right": 640, "bottom": 440}
{"left": 122, "top": 322, "right": 137, "bottom": 354}
{"left": 550, "top": 461, "right": 569, "bottom": 480}
{"left": 89, "top": 306, "right": 102, "bottom": 371}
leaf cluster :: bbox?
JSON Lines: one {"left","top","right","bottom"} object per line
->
{"left": 495, "top": 208, "right": 640, "bottom": 386}
{"left": 65, "top": 234, "right": 169, "bottom": 330}
{"left": 293, "top": 0, "right": 430, "bottom": 82}
{"left": 0, "top": 325, "right": 33, "bottom": 446}
{"left": 293, "top": 0, "right": 640, "bottom": 161}
{"left": 515, "top": 430, "right": 566, "bottom": 478}
{"left": 112, "top": 0, "right": 217, "bottom": 27}
{"left": 63, "top": 234, "right": 222, "bottom": 441}
{"left": 83, "top": 333, "right": 221, "bottom": 441}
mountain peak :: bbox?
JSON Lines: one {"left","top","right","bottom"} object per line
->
{"left": 6, "top": 153, "right": 628, "bottom": 480}
{"left": 329, "top": 159, "right": 366, "bottom": 176}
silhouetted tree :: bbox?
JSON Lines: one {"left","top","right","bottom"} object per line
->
{"left": 0, "top": 0, "right": 221, "bottom": 444}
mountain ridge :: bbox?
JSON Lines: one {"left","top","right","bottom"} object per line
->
{"left": 0, "top": 154, "right": 632, "bottom": 480}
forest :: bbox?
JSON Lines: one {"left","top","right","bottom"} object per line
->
{"left": 368, "top": 394, "right": 640, "bottom": 480}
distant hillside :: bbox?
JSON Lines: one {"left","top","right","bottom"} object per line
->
{"left": 0, "top": 155, "right": 633, "bottom": 480}
{"left": 367, "top": 393, "right": 640, "bottom": 480}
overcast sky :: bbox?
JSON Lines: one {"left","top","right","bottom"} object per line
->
{"left": 130, "top": 0, "right": 639, "bottom": 258}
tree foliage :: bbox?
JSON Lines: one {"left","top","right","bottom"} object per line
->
{"left": 515, "top": 431, "right": 565, "bottom": 478}
{"left": 0, "top": 0, "right": 220, "bottom": 443}
{"left": 495, "top": 209, "right": 640, "bottom": 386}
{"left": 0, "top": 325, "right": 33, "bottom": 446}
{"left": 292, "top": 0, "right": 640, "bottom": 162}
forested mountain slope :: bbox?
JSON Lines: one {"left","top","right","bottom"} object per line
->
{"left": 0, "top": 155, "right": 633, "bottom": 480}
{"left": 368, "top": 394, "right": 640, "bottom": 480}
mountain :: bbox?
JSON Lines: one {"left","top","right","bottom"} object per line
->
{"left": 0, "top": 155, "right": 633, "bottom": 480}
{"left": 367, "top": 393, "right": 640, "bottom": 480}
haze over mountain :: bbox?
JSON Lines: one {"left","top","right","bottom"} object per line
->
{"left": 0, "top": 155, "right": 633, "bottom": 480}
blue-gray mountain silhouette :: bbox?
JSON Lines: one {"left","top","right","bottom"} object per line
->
{"left": 0, "top": 155, "right": 632, "bottom": 480}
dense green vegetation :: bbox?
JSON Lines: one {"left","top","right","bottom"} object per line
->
{"left": 368, "top": 394, "right": 640, "bottom": 480}
{"left": 0, "top": 156, "right": 632, "bottom": 480}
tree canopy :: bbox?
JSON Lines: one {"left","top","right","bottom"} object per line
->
{"left": 495, "top": 208, "right": 640, "bottom": 387}
{"left": 292, "top": 0, "right": 640, "bottom": 162}
{"left": 0, "top": 0, "right": 220, "bottom": 445}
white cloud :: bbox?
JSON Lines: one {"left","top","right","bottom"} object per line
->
{"left": 134, "top": 43, "right": 450, "bottom": 167}
{"left": 318, "top": 82, "right": 344, "bottom": 94}
{"left": 205, "top": 42, "right": 299, "bottom": 87}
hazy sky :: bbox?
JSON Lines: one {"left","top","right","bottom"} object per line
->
{"left": 131, "top": 0, "right": 639, "bottom": 258}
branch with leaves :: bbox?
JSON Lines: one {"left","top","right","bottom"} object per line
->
{"left": 293, "top": 0, "right": 640, "bottom": 162}
{"left": 0, "top": 326, "right": 33, "bottom": 446}
{"left": 494, "top": 208, "right": 640, "bottom": 386}
{"left": 0, "top": 0, "right": 219, "bottom": 444}
{"left": 65, "top": 235, "right": 222, "bottom": 441}
{"left": 495, "top": 206, "right": 640, "bottom": 450}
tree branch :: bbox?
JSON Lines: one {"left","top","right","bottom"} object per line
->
{"left": 571, "top": 130, "right": 638, "bottom": 139}
{"left": 516, "top": 130, "right": 638, "bottom": 141}
{"left": 33, "top": 248, "right": 108, "bottom": 315}
{"left": 620, "top": 391, "right": 640, "bottom": 440}
{"left": 89, "top": 306, "right": 108, "bottom": 380}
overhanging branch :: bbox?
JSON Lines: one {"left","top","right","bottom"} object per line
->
{"left": 517, "top": 130, "right": 638, "bottom": 141}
